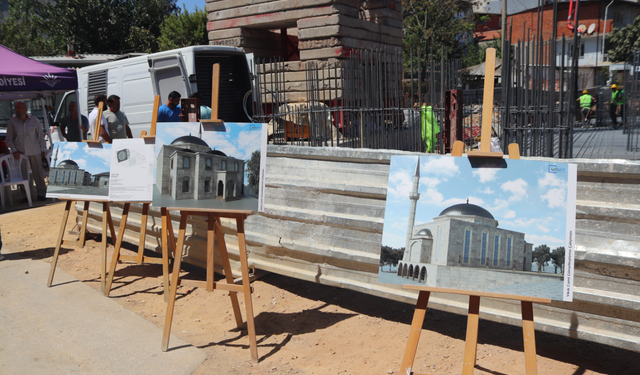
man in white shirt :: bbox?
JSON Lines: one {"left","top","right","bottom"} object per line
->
{"left": 103, "top": 95, "right": 133, "bottom": 142}
{"left": 6, "top": 101, "right": 48, "bottom": 201}
{"left": 88, "top": 94, "right": 109, "bottom": 142}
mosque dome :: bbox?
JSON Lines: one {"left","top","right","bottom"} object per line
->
{"left": 58, "top": 159, "right": 79, "bottom": 168}
{"left": 208, "top": 150, "right": 227, "bottom": 157}
{"left": 438, "top": 202, "right": 494, "bottom": 220}
{"left": 414, "top": 228, "right": 433, "bottom": 239}
{"left": 170, "top": 135, "right": 209, "bottom": 148}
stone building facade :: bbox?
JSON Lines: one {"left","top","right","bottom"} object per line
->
{"left": 156, "top": 135, "right": 245, "bottom": 201}
{"left": 50, "top": 160, "right": 91, "bottom": 187}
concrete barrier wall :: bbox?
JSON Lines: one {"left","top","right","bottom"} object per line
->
{"left": 80, "top": 145, "right": 640, "bottom": 352}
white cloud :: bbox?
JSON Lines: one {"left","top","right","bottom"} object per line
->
{"left": 526, "top": 234, "right": 565, "bottom": 246}
{"left": 421, "top": 156, "right": 459, "bottom": 177}
{"left": 541, "top": 188, "right": 566, "bottom": 208}
{"left": 480, "top": 187, "right": 495, "bottom": 194}
{"left": 472, "top": 169, "right": 497, "bottom": 183}
{"left": 422, "top": 192, "right": 485, "bottom": 208}
{"left": 386, "top": 170, "right": 413, "bottom": 199}
{"left": 538, "top": 173, "right": 565, "bottom": 188}
{"left": 501, "top": 178, "right": 528, "bottom": 201}
{"left": 537, "top": 224, "right": 550, "bottom": 233}
{"left": 503, "top": 210, "right": 516, "bottom": 219}
{"left": 75, "top": 158, "right": 87, "bottom": 168}
{"left": 489, "top": 198, "right": 509, "bottom": 211}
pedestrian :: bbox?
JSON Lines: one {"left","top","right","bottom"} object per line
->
{"left": 610, "top": 84, "right": 624, "bottom": 128}
{"left": 577, "top": 90, "right": 595, "bottom": 126}
{"left": 157, "top": 91, "right": 182, "bottom": 122}
{"left": 88, "top": 94, "right": 110, "bottom": 142}
{"left": 5, "top": 101, "right": 48, "bottom": 202}
{"left": 103, "top": 94, "right": 133, "bottom": 142}
{"left": 59, "top": 101, "right": 89, "bottom": 141}
{"left": 189, "top": 92, "right": 212, "bottom": 120}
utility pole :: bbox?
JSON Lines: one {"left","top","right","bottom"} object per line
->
{"left": 502, "top": 0, "right": 507, "bottom": 51}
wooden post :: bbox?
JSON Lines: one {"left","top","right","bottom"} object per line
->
{"left": 400, "top": 290, "right": 431, "bottom": 374}
{"left": 462, "top": 296, "right": 481, "bottom": 374}
{"left": 201, "top": 64, "right": 222, "bottom": 124}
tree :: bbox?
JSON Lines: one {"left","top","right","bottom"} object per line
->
{"left": 157, "top": 6, "right": 208, "bottom": 51}
{"left": 1, "top": 0, "right": 178, "bottom": 56}
{"left": 0, "top": 0, "right": 57, "bottom": 56}
{"left": 380, "top": 246, "right": 405, "bottom": 271}
{"left": 549, "top": 246, "right": 565, "bottom": 275}
{"left": 402, "top": 0, "right": 476, "bottom": 67}
{"left": 532, "top": 244, "right": 551, "bottom": 273}
{"left": 246, "top": 150, "right": 261, "bottom": 196}
{"left": 607, "top": 14, "right": 640, "bottom": 62}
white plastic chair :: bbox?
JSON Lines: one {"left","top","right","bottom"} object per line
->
{"left": 0, "top": 154, "right": 33, "bottom": 210}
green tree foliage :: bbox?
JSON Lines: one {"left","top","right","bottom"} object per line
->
{"left": 402, "top": 0, "right": 476, "bottom": 66}
{"left": 0, "top": 0, "right": 178, "bottom": 56}
{"left": 380, "top": 246, "right": 404, "bottom": 271}
{"left": 157, "top": 6, "right": 208, "bottom": 51}
{"left": 532, "top": 244, "right": 551, "bottom": 273}
{"left": 549, "top": 246, "right": 565, "bottom": 274}
{"left": 461, "top": 36, "right": 505, "bottom": 68}
{"left": 0, "top": 0, "right": 57, "bottom": 56}
{"left": 246, "top": 150, "right": 261, "bottom": 195}
{"left": 607, "top": 15, "right": 640, "bottom": 62}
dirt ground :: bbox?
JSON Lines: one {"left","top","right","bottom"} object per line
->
{"left": 2, "top": 202, "right": 638, "bottom": 375}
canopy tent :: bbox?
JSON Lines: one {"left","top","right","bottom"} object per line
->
{"left": 0, "top": 44, "right": 78, "bottom": 100}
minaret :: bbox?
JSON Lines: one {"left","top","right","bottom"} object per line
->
{"left": 53, "top": 146, "right": 59, "bottom": 167}
{"left": 405, "top": 158, "right": 421, "bottom": 253}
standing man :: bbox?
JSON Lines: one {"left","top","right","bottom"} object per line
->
{"left": 577, "top": 90, "right": 595, "bottom": 126}
{"left": 6, "top": 101, "right": 48, "bottom": 202}
{"left": 103, "top": 95, "right": 133, "bottom": 142}
{"left": 59, "top": 101, "right": 89, "bottom": 141}
{"left": 610, "top": 84, "right": 624, "bottom": 128}
{"left": 89, "top": 94, "right": 110, "bottom": 142}
{"left": 157, "top": 91, "right": 182, "bottom": 122}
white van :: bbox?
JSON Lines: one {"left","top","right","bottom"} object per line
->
{"left": 64, "top": 45, "right": 254, "bottom": 138}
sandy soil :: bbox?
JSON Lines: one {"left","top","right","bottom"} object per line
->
{"left": 1, "top": 202, "right": 638, "bottom": 375}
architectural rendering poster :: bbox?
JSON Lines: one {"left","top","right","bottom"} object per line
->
{"left": 46, "top": 141, "right": 112, "bottom": 200}
{"left": 379, "top": 155, "right": 577, "bottom": 301}
{"left": 108, "top": 138, "right": 156, "bottom": 202}
{"left": 152, "top": 122, "right": 267, "bottom": 212}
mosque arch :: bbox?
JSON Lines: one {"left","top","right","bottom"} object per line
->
{"left": 413, "top": 266, "right": 419, "bottom": 281}
{"left": 419, "top": 267, "right": 427, "bottom": 283}
{"left": 397, "top": 263, "right": 403, "bottom": 276}
{"left": 403, "top": 263, "right": 408, "bottom": 277}
{"left": 408, "top": 265, "right": 414, "bottom": 279}
{"left": 217, "top": 180, "right": 224, "bottom": 196}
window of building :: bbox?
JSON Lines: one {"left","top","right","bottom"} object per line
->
{"left": 436, "top": 227, "right": 441, "bottom": 261}
{"left": 205, "top": 159, "right": 211, "bottom": 170}
{"left": 62, "top": 171, "right": 66, "bottom": 183}
{"left": 74, "top": 172, "right": 78, "bottom": 184}
{"left": 221, "top": 160, "right": 226, "bottom": 170}
{"left": 568, "top": 43, "right": 585, "bottom": 59}
{"left": 170, "top": 159, "right": 173, "bottom": 170}
{"left": 481, "top": 231, "right": 488, "bottom": 265}
{"left": 54, "top": 170, "right": 58, "bottom": 183}
{"left": 493, "top": 234, "right": 500, "bottom": 266}
{"left": 182, "top": 178, "right": 189, "bottom": 193}
{"left": 183, "top": 157, "right": 190, "bottom": 169}
{"left": 235, "top": 162, "right": 238, "bottom": 171}
{"left": 204, "top": 178, "right": 210, "bottom": 193}
{"left": 463, "top": 228, "right": 472, "bottom": 263}
{"left": 506, "top": 236, "right": 513, "bottom": 267}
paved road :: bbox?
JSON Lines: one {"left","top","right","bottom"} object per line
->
{"left": 0, "top": 257, "right": 206, "bottom": 375}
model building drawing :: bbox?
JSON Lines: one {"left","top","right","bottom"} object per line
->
{"left": 152, "top": 122, "right": 267, "bottom": 211}
{"left": 46, "top": 142, "right": 112, "bottom": 200}
{"left": 379, "top": 155, "right": 577, "bottom": 301}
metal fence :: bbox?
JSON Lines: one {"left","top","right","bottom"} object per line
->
{"left": 249, "top": 30, "right": 598, "bottom": 158}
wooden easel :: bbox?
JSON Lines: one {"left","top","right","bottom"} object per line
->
{"left": 161, "top": 63, "right": 258, "bottom": 361}
{"left": 104, "top": 95, "right": 177, "bottom": 298}
{"left": 48, "top": 102, "right": 116, "bottom": 290}
{"left": 399, "top": 49, "right": 551, "bottom": 375}
{"left": 161, "top": 210, "right": 258, "bottom": 362}
{"left": 47, "top": 199, "right": 116, "bottom": 293}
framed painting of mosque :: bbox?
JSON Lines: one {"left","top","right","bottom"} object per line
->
{"left": 152, "top": 122, "right": 268, "bottom": 212}
{"left": 379, "top": 154, "right": 577, "bottom": 302}
{"left": 46, "top": 142, "right": 112, "bottom": 201}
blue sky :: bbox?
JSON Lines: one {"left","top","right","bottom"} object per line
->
{"left": 154, "top": 122, "right": 264, "bottom": 162}
{"left": 53, "top": 142, "right": 112, "bottom": 174}
{"left": 381, "top": 155, "right": 574, "bottom": 251}
{"left": 177, "top": 0, "right": 207, "bottom": 11}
